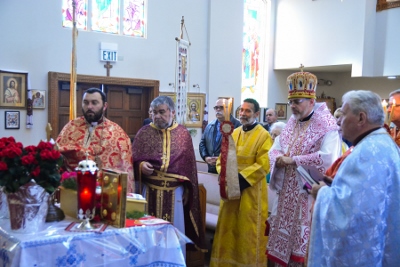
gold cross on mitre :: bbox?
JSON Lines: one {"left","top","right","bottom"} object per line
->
{"left": 299, "top": 64, "right": 304, "bottom": 72}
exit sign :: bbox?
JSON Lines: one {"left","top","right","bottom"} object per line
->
{"left": 100, "top": 50, "right": 117, "bottom": 62}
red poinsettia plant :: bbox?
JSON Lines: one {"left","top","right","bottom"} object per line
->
{"left": 0, "top": 137, "right": 63, "bottom": 194}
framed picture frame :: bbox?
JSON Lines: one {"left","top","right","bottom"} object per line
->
{"left": 5, "top": 111, "right": 20, "bottom": 129}
{"left": 316, "top": 98, "right": 336, "bottom": 115}
{"left": 235, "top": 105, "right": 241, "bottom": 119}
{"left": 159, "top": 91, "right": 176, "bottom": 102}
{"left": 376, "top": 0, "right": 400, "bottom": 11}
{"left": 159, "top": 92, "right": 205, "bottom": 128}
{"left": 263, "top": 108, "right": 270, "bottom": 123}
{"left": 186, "top": 93, "right": 205, "bottom": 128}
{"left": 0, "top": 71, "right": 27, "bottom": 108}
{"left": 275, "top": 103, "right": 287, "bottom": 120}
{"left": 31, "top": 89, "right": 46, "bottom": 109}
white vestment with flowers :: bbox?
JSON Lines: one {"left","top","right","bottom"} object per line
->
{"left": 267, "top": 102, "right": 341, "bottom": 266}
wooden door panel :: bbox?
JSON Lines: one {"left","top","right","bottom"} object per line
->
{"left": 48, "top": 72, "right": 159, "bottom": 140}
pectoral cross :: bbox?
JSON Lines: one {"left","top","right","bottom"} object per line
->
{"left": 104, "top": 61, "right": 113, "bottom": 77}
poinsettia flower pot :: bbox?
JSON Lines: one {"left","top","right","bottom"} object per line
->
{"left": 6, "top": 181, "right": 49, "bottom": 233}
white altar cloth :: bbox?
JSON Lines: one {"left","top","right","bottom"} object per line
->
{"left": 0, "top": 217, "right": 190, "bottom": 267}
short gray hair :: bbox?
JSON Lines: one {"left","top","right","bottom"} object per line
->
{"left": 151, "top": 95, "right": 175, "bottom": 112}
{"left": 389, "top": 88, "right": 400, "bottom": 97}
{"left": 342, "top": 90, "right": 384, "bottom": 126}
{"left": 270, "top": 121, "right": 286, "bottom": 132}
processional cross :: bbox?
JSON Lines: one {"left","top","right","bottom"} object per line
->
{"left": 104, "top": 61, "right": 113, "bottom": 77}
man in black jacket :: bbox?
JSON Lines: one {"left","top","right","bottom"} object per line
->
{"left": 199, "top": 99, "right": 241, "bottom": 173}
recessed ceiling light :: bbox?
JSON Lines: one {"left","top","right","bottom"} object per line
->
{"left": 387, "top": 76, "right": 397, "bottom": 79}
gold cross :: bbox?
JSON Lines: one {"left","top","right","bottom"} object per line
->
{"left": 104, "top": 61, "right": 113, "bottom": 77}
{"left": 299, "top": 64, "right": 304, "bottom": 72}
{"left": 163, "top": 213, "right": 171, "bottom": 221}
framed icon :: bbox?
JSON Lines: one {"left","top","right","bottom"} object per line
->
{"left": 31, "top": 90, "right": 46, "bottom": 109}
{"left": 275, "top": 103, "right": 287, "bottom": 120}
{"left": 0, "top": 71, "right": 27, "bottom": 109}
{"left": 5, "top": 111, "right": 20, "bottom": 129}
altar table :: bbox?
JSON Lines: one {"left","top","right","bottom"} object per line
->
{"left": 0, "top": 218, "right": 190, "bottom": 267}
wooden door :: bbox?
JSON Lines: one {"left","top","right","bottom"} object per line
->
{"left": 48, "top": 72, "right": 159, "bottom": 140}
{"left": 105, "top": 85, "right": 151, "bottom": 140}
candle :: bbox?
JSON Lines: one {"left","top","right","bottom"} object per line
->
{"left": 382, "top": 99, "right": 388, "bottom": 124}
{"left": 224, "top": 101, "right": 228, "bottom": 121}
{"left": 228, "top": 98, "right": 232, "bottom": 120}
{"left": 389, "top": 99, "right": 396, "bottom": 125}
{"left": 77, "top": 171, "right": 97, "bottom": 213}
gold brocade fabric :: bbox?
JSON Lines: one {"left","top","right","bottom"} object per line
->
{"left": 56, "top": 117, "right": 134, "bottom": 192}
{"left": 211, "top": 124, "right": 272, "bottom": 267}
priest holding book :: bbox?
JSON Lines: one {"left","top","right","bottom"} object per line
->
{"left": 266, "top": 69, "right": 341, "bottom": 266}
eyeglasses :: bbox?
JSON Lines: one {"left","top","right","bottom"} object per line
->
{"left": 387, "top": 103, "right": 400, "bottom": 108}
{"left": 287, "top": 98, "right": 308, "bottom": 105}
{"left": 213, "top": 106, "right": 224, "bottom": 110}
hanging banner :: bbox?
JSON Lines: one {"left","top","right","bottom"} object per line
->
{"left": 175, "top": 39, "right": 189, "bottom": 125}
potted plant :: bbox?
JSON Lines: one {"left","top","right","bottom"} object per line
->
{"left": 0, "top": 137, "right": 63, "bottom": 232}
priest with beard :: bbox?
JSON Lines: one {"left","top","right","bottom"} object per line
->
{"left": 132, "top": 95, "right": 206, "bottom": 254}
{"left": 56, "top": 88, "right": 134, "bottom": 192}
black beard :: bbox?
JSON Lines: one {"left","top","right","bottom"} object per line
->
{"left": 83, "top": 108, "right": 103, "bottom": 123}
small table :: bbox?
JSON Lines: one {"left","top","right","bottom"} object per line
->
{"left": 0, "top": 217, "right": 190, "bottom": 267}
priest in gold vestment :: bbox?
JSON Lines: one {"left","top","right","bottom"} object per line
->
{"left": 56, "top": 88, "right": 134, "bottom": 192}
{"left": 210, "top": 98, "right": 272, "bottom": 267}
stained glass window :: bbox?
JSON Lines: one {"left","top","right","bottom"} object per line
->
{"left": 62, "top": 0, "right": 88, "bottom": 30}
{"left": 241, "top": 0, "right": 268, "bottom": 107}
{"left": 62, "top": 0, "right": 146, "bottom": 37}
{"left": 92, "top": 0, "right": 120, "bottom": 34}
{"left": 123, "top": 0, "right": 146, "bottom": 37}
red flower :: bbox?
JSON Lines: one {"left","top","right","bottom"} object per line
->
{"left": 4, "top": 146, "right": 23, "bottom": 158}
{"left": 0, "top": 161, "right": 8, "bottom": 171}
{"left": 21, "top": 154, "right": 37, "bottom": 165}
{"left": 37, "top": 141, "right": 53, "bottom": 151}
{"left": 25, "top": 145, "right": 37, "bottom": 153}
{"left": 40, "top": 150, "right": 61, "bottom": 161}
{"left": 0, "top": 137, "right": 62, "bottom": 194}
{"left": 31, "top": 166, "right": 41, "bottom": 177}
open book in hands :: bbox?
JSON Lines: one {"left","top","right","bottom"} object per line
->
{"left": 297, "top": 165, "right": 325, "bottom": 189}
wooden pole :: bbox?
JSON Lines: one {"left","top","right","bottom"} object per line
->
{"left": 69, "top": 0, "right": 77, "bottom": 120}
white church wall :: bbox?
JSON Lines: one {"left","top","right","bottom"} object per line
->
{"left": 0, "top": 0, "right": 211, "bottom": 146}
{"left": 273, "top": 0, "right": 400, "bottom": 77}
